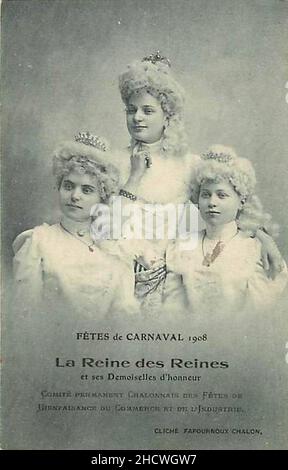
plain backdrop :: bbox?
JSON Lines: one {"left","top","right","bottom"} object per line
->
{"left": 2, "top": 0, "right": 288, "bottom": 269}
{"left": 1, "top": 0, "right": 288, "bottom": 451}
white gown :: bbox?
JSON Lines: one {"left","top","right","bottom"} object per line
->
{"left": 113, "top": 142, "right": 200, "bottom": 204}
{"left": 13, "top": 223, "right": 139, "bottom": 319}
{"left": 166, "top": 222, "right": 288, "bottom": 316}
{"left": 106, "top": 142, "right": 202, "bottom": 315}
{"left": 108, "top": 144, "right": 202, "bottom": 259}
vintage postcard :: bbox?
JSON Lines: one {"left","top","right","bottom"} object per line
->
{"left": 1, "top": 0, "right": 288, "bottom": 450}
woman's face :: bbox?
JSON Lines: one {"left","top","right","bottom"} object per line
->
{"left": 198, "top": 180, "right": 242, "bottom": 227}
{"left": 126, "top": 90, "right": 167, "bottom": 144}
{"left": 59, "top": 170, "right": 101, "bottom": 222}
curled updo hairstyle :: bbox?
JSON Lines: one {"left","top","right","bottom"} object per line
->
{"left": 52, "top": 140, "right": 119, "bottom": 203}
{"left": 193, "top": 145, "right": 279, "bottom": 237}
{"left": 119, "top": 59, "right": 187, "bottom": 156}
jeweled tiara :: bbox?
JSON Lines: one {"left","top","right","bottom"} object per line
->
{"left": 202, "top": 150, "right": 233, "bottom": 163}
{"left": 142, "top": 51, "right": 171, "bottom": 67}
{"left": 75, "top": 131, "right": 108, "bottom": 152}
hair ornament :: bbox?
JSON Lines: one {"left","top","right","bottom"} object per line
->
{"left": 193, "top": 144, "right": 278, "bottom": 237}
{"left": 75, "top": 131, "right": 109, "bottom": 152}
{"left": 119, "top": 55, "right": 187, "bottom": 155}
{"left": 202, "top": 150, "right": 234, "bottom": 164}
{"left": 142, "top": 51, "right": 171, "bottom": 68}
{"left": 53, "top": 133, "right": 119, "bottom": 202}
{"left": 68, "top": 155, "right": 107, "bottom": 174}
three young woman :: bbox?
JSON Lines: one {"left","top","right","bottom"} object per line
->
{"left": 13, "top": 52, "right": 287, "bottom": 319}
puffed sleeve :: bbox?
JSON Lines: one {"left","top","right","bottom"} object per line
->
{"left": 245, "top": 239, "right": 288, "bottom": 311}
{"left": 12, "top": 227, "right": 44, "bottom": 309}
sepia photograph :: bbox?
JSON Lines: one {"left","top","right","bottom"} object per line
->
{"left": 1, "top": 0, "right": 288, "bottom": 451}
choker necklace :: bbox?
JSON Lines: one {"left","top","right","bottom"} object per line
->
{"left": 202, "top": 230, "right": 238, "bottom": 267}
{"left": 60, "top": 223, "right": 95, "bottom": 252}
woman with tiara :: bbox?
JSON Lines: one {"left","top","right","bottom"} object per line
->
{"left": 115, "top": 52, "right": 199, "bottom": 314}
{"left": 12, "top": 132, "right": 138, "bottom": 320}
{"left": 166, "top": 145, "right": 287, "bottom": 316}
{"left": 115, "top": 52, "right": 284, "bottom": 316}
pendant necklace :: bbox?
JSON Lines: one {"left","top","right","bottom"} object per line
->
{"left": 60, "top": 223, "right": 95, "bottom": 252}
{"left": 202, "top": 230, "right": 238, "bottom": 267}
